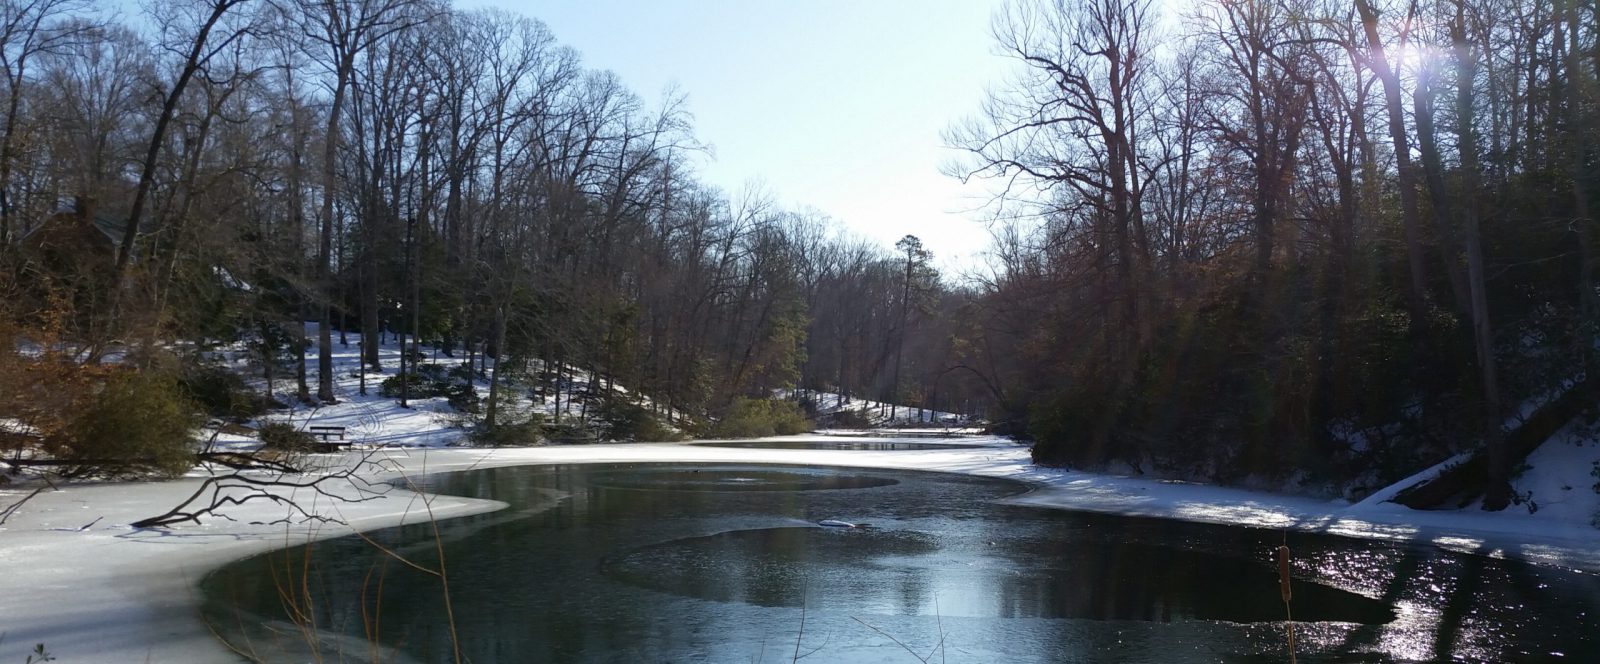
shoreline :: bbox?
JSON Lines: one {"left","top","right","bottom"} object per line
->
{"left": 2, "top": 435, "right": 1598, "bottom": 662}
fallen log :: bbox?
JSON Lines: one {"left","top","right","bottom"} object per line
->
{"left": 1393, "top": 379, "right": 1598, "bottom": 510}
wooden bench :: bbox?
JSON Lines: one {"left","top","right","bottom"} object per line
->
{"left": 308, "top": 425, "right": 350, "bottom": 452}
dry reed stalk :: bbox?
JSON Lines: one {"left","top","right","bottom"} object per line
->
{"left": 1277, "top": 543, "right": 1297, "bottom": 664}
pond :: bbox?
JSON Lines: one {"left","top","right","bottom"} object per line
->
{"left": 201, "top": 463, "right": 1600, "bottom": 663}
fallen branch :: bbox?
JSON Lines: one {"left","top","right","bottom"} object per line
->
{"left": 132, "top": 449, "right": 395, "bottom": 528}
{"left": 0, "top": 485, "right": 47, "bottom": 526}
{"left": 197, "top": 451, "right": 303, "bottom": 474}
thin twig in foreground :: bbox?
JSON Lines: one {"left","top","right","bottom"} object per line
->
{"left": 852, "top": 616, "right": 933, "bottom": 663}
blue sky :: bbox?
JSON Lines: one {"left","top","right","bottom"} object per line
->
{"left": 463, "top": 1, "right": 1010, "bottom": 271}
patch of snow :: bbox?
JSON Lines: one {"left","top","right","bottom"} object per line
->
{"left": 1351, "top": 452, "right": 1474, "bottom": 509}
{"left": 779, "top": 389, "right": 975, "bottom": 427}
{"left": 1496, "top": 424, "right": 1600, "bottom": 526}
{"left": 1349, "top": 421, "right": 1600, "bottom": 530}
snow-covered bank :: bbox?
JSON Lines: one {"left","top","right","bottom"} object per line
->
{"left": 3, "top": 435, "right": 1599, "bottom": 663}
{"left": 0, "top": 451, "right": 506, "bottom": 664}
{"left": 781, "top": 389, "right": 971, "bottom": 426}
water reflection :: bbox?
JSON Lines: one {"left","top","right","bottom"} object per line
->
{"left": 605, "top": 524, "right": 1393, "bottom": 625}
{"left": 201, "top": 463, "right": 1600, "bottom": 663}
{"left": 586, "top": 466, "right": 900, "bottom": 491}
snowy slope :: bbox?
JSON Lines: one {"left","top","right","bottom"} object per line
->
{"left": 1352, "top": 423, "right": 1600, "bottom": 529}
{"left": 1497, "top": 424, "right": 1600, "bottom": 526}
{"left": 211, "top": 324, "right": 671, "bottom": 449}
{"left": 204, "top": 327, "right": 971, "bottom": 449}
{"left": 779, "top": 389, "right": 973, "bottom": 426}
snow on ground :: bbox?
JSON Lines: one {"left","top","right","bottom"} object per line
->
{"left": 204, "top": 326, "right": 474, "bottom": 449}
{"left": 813, "top": 426, "right": 988, "bottom": 437}
{"left": 215, "top": 328, "right": 954, "bottom": 447}
{"left": 1492, "top": 422, "right": 1600, "bottom": 525}
{"left": 3, "top": 327, "right": 1600, "bottom": 662}
{"left": 1349, "top": 421, "right": 1600, "bottom": 523}
{"left": 781, "top": 389, "right": 972, "bottom": 426}
{"left": 210, "top": 325, "right": 643, "bottom": 450}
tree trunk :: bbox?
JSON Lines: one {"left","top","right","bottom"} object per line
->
{"left": 1452, "top": 5, "right": 1510, "bottom": 510}
{"left": 1357, "top": 0, "right": 1431, "bottom": 340}
{"left": 411, "top": 122, "right": 429, "bottom": 407}
{"left": 261, "top": 322, "right": 275, "bottom": 399}
{"left": 1412, "top": 66, "right": 1470, "bottom": 314}
{"left": 1308, "top": 84, "right": 1356, "bottom": 454}
{"left": 484, "top": 306, "right": 507, "bottom": 432}
{"left": 0, "top": 55, "right": 30, "bottom": 250}
{"left": 284, "top": 78, "right": 311, "bottom": 403}
{"left": 1561, "top": 0, "right": 1598, "bottom": 376}
{"left": 319, "top": 62, "right": 354, "bottom": 403}
{"left": 399, "top": 213, "right": 414, "bottom": 408}
{"left": 360, "top": 218, "right": 381, "bottom": 371}
{"left": 114, "top": 1, "right": 237, "bottom": 293}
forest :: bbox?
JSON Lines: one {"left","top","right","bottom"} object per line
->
{"left": 0, "top": 0, "right": 1596, "bottom": 508}
{"left": 948, "top": 0, "right": 1599, "bottom": 508}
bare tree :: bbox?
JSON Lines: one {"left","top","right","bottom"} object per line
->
{"left": 293, "top": 0, "right": 429, "bottom": 402}
{"left": 1356, "top": 0, "right": 1432, "bottom": 339}
{"left": 0, "top": 0, "right": 93, "bottom": 247}
{"left": 1448, "top": 0, "right": 1506, "bottom": 509}
{"left": 111, "top": 0, "right": 256, "bottom": 296}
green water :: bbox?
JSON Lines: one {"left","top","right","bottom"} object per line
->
{"left": 201, "top": 463, "right": 1600, "bottom": 662}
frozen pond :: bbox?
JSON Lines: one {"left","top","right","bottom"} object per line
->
{"left": 202, "top": 463, "right": 1600, "bottom": 662}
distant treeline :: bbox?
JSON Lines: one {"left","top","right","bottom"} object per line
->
{"left": 0, "top": 0, "right": 990, "bottom": 436}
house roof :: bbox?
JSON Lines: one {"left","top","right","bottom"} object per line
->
{"left": 19, "top": 211, "right": 132, "bottom": 250}
{"left": 87, "top": 214, "right": 129, "bottom": 248}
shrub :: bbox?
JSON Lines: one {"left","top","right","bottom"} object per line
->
{"left": 382, "top": 363, "right": 482, "bottom": 414}
{"left": 55, "top": 371, "right": 204, "bottom": 478}
{"left": 257, "top": 422, "right": 316, "bottom": 451}
{"left": 379, "top": 372, "right": 428, "bottom": 398}
{"left": 179, "top": 364, "right": 279, "bottom": 421}
{"left": 445, "top": 382, "right": 481, "bottom": 413}
{"left": 449, "top": 362, "right": 480, "bottom": 383}
{"left": 542, "top": 420, "right": 598, "bottom": 444}
{"left": 773, "top": 407, "right": 812, "bottom": 435}
{"left": 415, "top": 362, "right": 448, "bottom": 383}
{"left": 472, "top": 416, "right": 544, "bottom": 447}
{"left": 796, "top": 394, "right": 820, "bottom": 417}
{"left": 679, "top": 416, "right": 713, "bottom": 438}
{"left": 594, "top": 399, "right": 682, "bottom": 442}
{"left": 830, "top": 407, "right": 874, "bottom": 429}
{"left": 712, "top": 398, "right": 814, "bottom": 438}
{"left": 465, "top": 363, "right": 538, "bottom": 441}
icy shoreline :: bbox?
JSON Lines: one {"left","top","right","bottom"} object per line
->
{"left": 2, "top": 435, "right": 1598, "bottom": 663}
